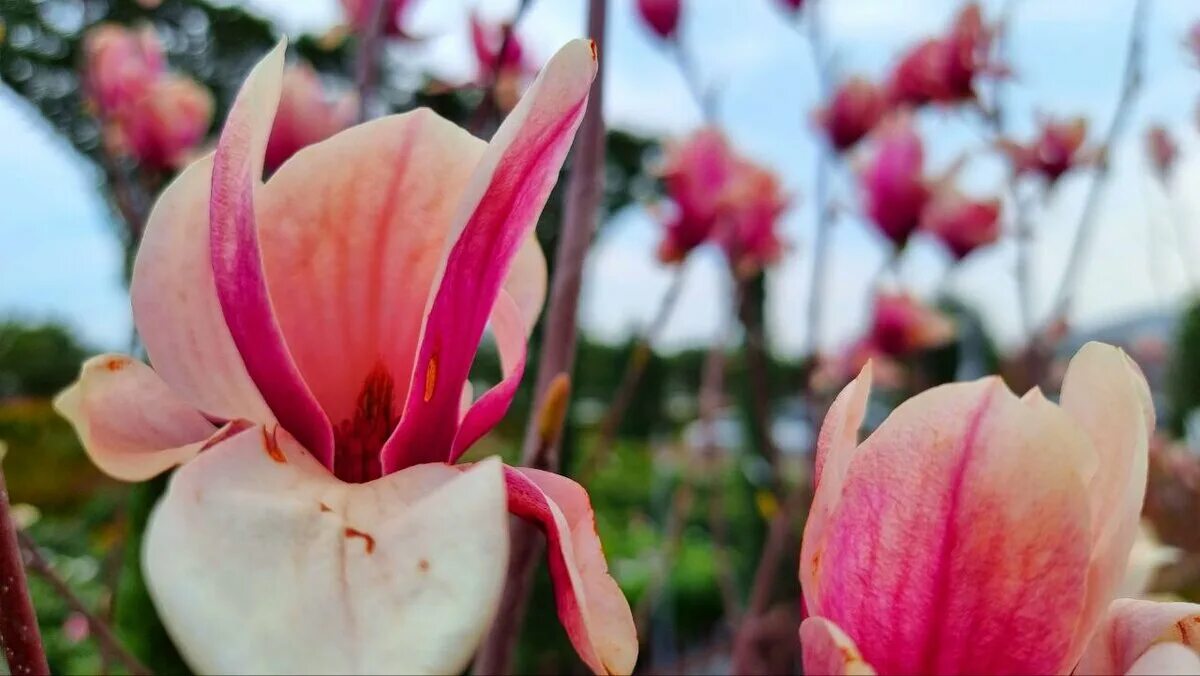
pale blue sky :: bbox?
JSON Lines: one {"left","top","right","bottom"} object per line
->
{"left": 2, "top": 0, "right": 1199, "bottom": 355}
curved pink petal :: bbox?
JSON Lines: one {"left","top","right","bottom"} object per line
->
{"left": 1126, "top": 643, "right": 1200, "bottom": 675}
{"left": 800, "top": 363, "right": 871, "bottom": 611}
{"left": 131, "top": 154, "right": 275, "bottom": 425}
{"left": 1076, "top": 598, "right": 1200, "bottom": 675}
{"left": 257, "top": 110, "right": 486, "bottom": 471}
{"left": 381, "top": 39, "right": 598, "bottom": 472}
{"left": 811, "top": 378, "right": 1094, "bottom": 675}
{"left": 144, "top": 427, "right": 510, "bottom": 674}
{"left": 209, "top": 41, "right": 334, "bottom": 466}
{"left": 53, "top": 354, "right": 220, "bottom": 480}
{"left": 1059, "top": 343, "right": 1156, "bottom": 664}
{"left": 504, "top": 467, "right": 637, "bottom": 675}
{"left": 799, "top": 617, "right": 877, "bottom": 676}
{"left": 505, "top": 233, "right": 548, "bottom": 335}
{"left": 450, "top": 291, "right": 526, "bottom": 462}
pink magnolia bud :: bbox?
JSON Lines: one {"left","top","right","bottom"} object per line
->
{"left": 999, "top": 116, "right": 1089, "bottom": 183}
{"left": 1144, "top": 124, "right": 1177, "bottom": 180}
{"left": 264, "top": 64, "right": 358, "bottom": 172}
{"left": 861, "top": 117, "right": 930, "bottom": 248}
{"left": 657, "top": 128, "right": 737, "bottom": 262}
{"left": 816, "top": 77, "right": 887, "bottom": 152}
{"left": 82, "top": 23, "right": 166, "bottom": 116}
{"left": 106, "top": 74, "right": 213, "bottom": 171}
{"left": 888, "top": 3, "right": 994, "bottom": 107}
{"left": 920, "top": 188, "right": 1001, "bottom": 260}
{"left": 340, "top": 0, "right": 413, "bottom": 37}
{"left": 868, "top": 291, "right": 955, "bottom": 357}
{"left": 636, "top": 0, "right": 681, "bottom": 39}
{"left": 714, "top": 158, "right": 788, "bottom": 277}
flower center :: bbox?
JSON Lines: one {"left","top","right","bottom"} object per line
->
{"left": 332, "top": 363, "right": 396, "bottom": 483}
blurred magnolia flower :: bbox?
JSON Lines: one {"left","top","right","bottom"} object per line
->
{"left": 866, "top": 291, "right": 955, "bottom": 358}
{"left": 340, "top": 0, "right": 414, "bottom": 37}
{"left": 816, "top": 76, "right": 887, "bottom": 152}
{"left": 56, "top": 40, "right": 635, "bottom": 675}
{"left": 713, "top": 157, "right": 788, "bottom": 277}
{"left": 887, "top": 3, "right": 996, "bottom": 107}
{"left": 777, "top": 0, "right": 805, "bottom": 12}
{"left": 82, "top": 23, "right": 165, "bottom": 115}
{"left": 801, "top": 343, "right": 1200, "bottom": 675}
{"left": 656, "top": 127, "right": 737, "bottom": 263}
{"left": 860, "top": 116, "right": 930, "bottom": 248}
{"left": 264, "top": 63, "right": 358, "bottom": 172}
{"left": 999, "top": 116, "right": 1090, "bottom": 184}
{"left": 61, "top": 613, "right": 90, "bottom": 645}
{"left": 919, "top": 187, "right": 1001, "bottom": 260}
{"left": 1145, "top": 124, "right": 1178, "bottom": 181}
{"left": 636, "top": 0, "right": 681, "bottom": 40}
{"left": 1117, "top": 521, "right": 1180, "bottom": 600}
{"left": 471, "top": 12, "right": 532, "bottom": 112}
{"left": 105, "top": 74, "right": 213, "bottom": 171}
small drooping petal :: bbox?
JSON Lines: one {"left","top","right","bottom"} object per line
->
{"left": 799, "top": 617, "right": 877, "bottom": 676}
{"left": 131, "top": 155, "right": 276, "bottom": 425}
{"left": 264, "top": 63, "right": 358, "bottom": 172}
{"left": 806, "top": 378, "right": 1095, "bottom": 674}
{"left": 1076, "top": 598, "right": 1200, "bottom": 675}
{"left": 450, "top": 291, "right": 527, "bottom": 462}
{"left": 636, "top": 0, "right": 681, "bottom": 39}
{"left": 209, "top": 40, "right": 335, "bottom": 467}
{"left": 382, "top": 39, "right": 597, "bottom": 472}
{"left": 1126, "top": 643, "right": 1200, "bottom": 676}
{"left": 504, "top": 467, "right": 638, "bottom": 675}
{"left": 53, "top": 355, "right": 220, "bottom": 481}
{"left": 144, "top": 428, "right": 510, "bottom": 674}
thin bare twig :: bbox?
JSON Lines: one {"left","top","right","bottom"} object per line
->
{"left": 1045, "top": 0, "right": 1148, "bottom": 328}
{"left": 471, "top": 1, "right": 608, "bottom": 671}
{"left": 0, "top": 467, "right": 48, "bottom": 676}
{"left": 17, "top": 532, "right": 150, "bottom": 676}
{"left": 353, "top": 0, "right": 390, "bottom": 122}
{"left": 800, "top": 0, "right": 835, "bottom": 359}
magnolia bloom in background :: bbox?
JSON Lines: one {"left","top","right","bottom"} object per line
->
{"left": 919, "top": 187, "right": 1001, "bottom": 260}
{"left": 340, "top": 0, "right": 413, "bottom": 37}
{"left": 861, "top": 116, "right": 930, "bottom": 249}
{"left": 801, "top": 343, "right": 1200, "bottom": 675}
{"left": 55, "top": 40, "right": 636, "bottom": 675}
{"left": 888, "top": 3, "right": 995, "bottom": 107}
{"left": 999, "top": 116, "right": 1090, "bottom": 184}
{"left": 82, "top": 23, "right": 164, "bottom": 115}
{"left": 471, "top": 12, "right": 532, "bottom": 112}
{"left": 636, "top": 0, "right": 681, "bottom": 40}
{"left": 713, "top": 157, "right": 788, "bottom": 278}
{"left": 816, "top": 77, "right": 886, "bottom": 152}
{"left": 264, "top": 63, "right": 358, "bottom": 172}
{"left": 1145, "top": 124, "right": 1178, "bottom": 181}
{"left": 777, "top": 0, "right": 805, "bottom": 13}
{"left": 82, "top": 23, "right": 213, "bottom": 170}
{"left": 656, "top": 127, "right": 737, "bottom": 263}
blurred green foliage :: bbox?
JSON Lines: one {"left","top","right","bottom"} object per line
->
{"left": 1168, "top": 298, "right": 1200, "bottom": 437}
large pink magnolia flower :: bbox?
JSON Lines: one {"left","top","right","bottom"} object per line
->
{"left": 800, "top": 343, "right": 1200, "bottom": 675}
{"left": 656, "top": 127, "right": 738, "bottom": 263}
{"left": 264, "top": 63, "right": 358, "bottom": 172}
{"left": 861, "top": 117, "right": 930, "bottom": 249}
{"left": 55, "top": 39, "right": 636, "bottom": 675}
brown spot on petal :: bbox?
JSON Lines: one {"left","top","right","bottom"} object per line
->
{"left": 318, "top": 502, "right": 333, "bottom": 513}
{"left": 344, "top": 527, "right": 375, "bottom": 554}
{"left": 418, "top": 558, "right": 430, "bottom": 572}
{"left": 423, "top": 352, "right": 438, "bottom": 403}
{"left": 262, "top": 425, "right": 286, "bottom": 463}
{"left": 103, "top": 357, "right": 130, "bottom": 372}
{"left": 588, "top": 39, "right": 597, "bottom": 61}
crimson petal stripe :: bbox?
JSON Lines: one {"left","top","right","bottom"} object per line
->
{"left": 209, "top": 40, "right": 335, "bottom": 468}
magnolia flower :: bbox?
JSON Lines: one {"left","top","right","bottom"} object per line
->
{"left": 861, "top": 117, "right": 930, "bottom": 248}
{"left": 264, "top": 63, "right": 358, "bottom": 172}
{"left": 656, "top": 127, "right": 737, "bottom": 263}
{"left": 1145, "top": 124, "right": 1178, "bottom": 182}
{"left": 636, "top": 0, "right": 681, "bottom": 40}
{"left": 105, "top": 74, "right": 214, "bottom": 171}
{"left": 82, "top": 23, "right": 165, "bottom": 115}
{"left": 888, "top": 3, "right": 994, "bottom": 107}
{"left": 999, "top": 116, "right": 1090, "bottom": 184}
{"left": 920, "top": 187, "right": 1001, "bottom": 260}
{"left": 866, "top": 291, "right": 955, "bottom": 358}
{"left": 800, "top": 342, "right": 1200, "bottom": 675}
{"left": 777, "top": 0, "right": 805, "bottom": 12}
{"left": 713, "top": 158, "right": 788, "bottom": 277}
{"left": 56, "top": 40, "right": 635, "bottom": 675}
{"left": 817, "top": 77, "right": 887, "bottom": 152}
{"left": 471, "top": 13, "right": 533, "bottom": 113}
{"left": 340, "top": 0, "right": 413, "bottom": 37}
